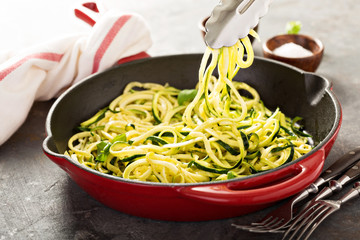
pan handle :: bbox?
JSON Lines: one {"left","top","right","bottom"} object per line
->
{"left": 42, "top": 135, "right": 72, "bottom": 173}
{"left": 116, "top": 51, "right": 151, "bottom": 65}
{"left": 304, "top": 72, "right": 331, "bottom": 106}
{"left": 178, "top": 149, "right": 325, "bottom": 206}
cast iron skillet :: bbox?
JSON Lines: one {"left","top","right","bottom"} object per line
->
{"left": 43, "top": 54, "right": 341, "bottom": 221}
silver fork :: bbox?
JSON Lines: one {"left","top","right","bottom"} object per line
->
{"left": 281, "top": 181, "right": 360, "bottom": 240}
{"left": 282, "top": 159, "right": 360, "bottom": 238}
{"left": 233, "top": 183, "right": 319, "bottom": 233}
{"left": 232, "top": 147, "right": 360, "bottom": 233}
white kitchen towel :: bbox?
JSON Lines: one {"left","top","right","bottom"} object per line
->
{"left": 0, "top": 8, "right": 152, "bottom": 146}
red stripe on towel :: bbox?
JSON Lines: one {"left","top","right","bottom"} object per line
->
{"left": 92, "top": 15, "right": 132, "bottom": 73}
{"left": 0, "top": 52, "right": 63, "bottom": 81}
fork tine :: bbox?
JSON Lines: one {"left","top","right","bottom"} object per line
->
{"left": 302, "top": 181, "right": 360, "bottom": 239}
{"left": 231, "top": 222, "right": 284, "bottom": 234}
{"left": 297, "top": 206, "right": 329, "bottom": 239}
{"left": 298, "top": 206, "right": 333, "bottom": 239}
{"left": 234, "top": 190, "right": 309, "bottom": 232}
{"left": 251, "top": 215, "right": 274, "bottom": 226}
{"left": 233, "top": 153, "right": 360, "bottom": 234}
{"left": 281, "top": 202, "right": 321, "bottom": 240}
{"left": 302, "top": 208, "right": 336, "bottom": 240}
{"left": 233, "top": 216, "right": 274, "bottom": 230}
{"left": 252, "top": 218, "right": 294, "bottom": 233}
{"left": 268, "top": 205, "right": 312, "bottom": 232}
{"left": 253, "top": 217, "right": 279, "bottom": 228}
{"left": 259, "top": 217, "right": 282, "bottom": 229}
{"left": 234, "top": 217, "right": 282, "bottom": 232}
{"left": 248, "top": 218, "right": 284, "bottom": 232}
{"left": 286, "top": 204, "right": 328, "bottom": 240}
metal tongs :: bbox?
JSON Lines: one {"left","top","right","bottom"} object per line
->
{"left": 205, "top": 0, "right": 273, "bottom": 49}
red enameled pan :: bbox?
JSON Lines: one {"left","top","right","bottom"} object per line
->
{"left": 43, "top": 54, "right": 341, "bottom": 221}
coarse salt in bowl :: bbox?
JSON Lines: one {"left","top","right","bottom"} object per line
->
{"left": 273, "top": 42, "right": 313, "bottom": 58}
{"left": 262, "top": 34, "right": 324, "bottom": 72}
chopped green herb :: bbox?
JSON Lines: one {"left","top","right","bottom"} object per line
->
{"left": 111, "top": 133, "right": 127, "bottom": 144}
{"left": 286, "top": 21, "right": 302, "bottom": 34}
{"left": 227, "top": 171, "right": 236, "bottom": 179}
{"left": 177, "top": 89, "right": 198, "bottom": 105}
{"left": 96, "top": 141, "right": 111, "bottom": 162}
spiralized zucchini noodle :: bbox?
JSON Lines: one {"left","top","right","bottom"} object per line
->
{"left": 66, "top": 30, "right": 313, "bottom": 183}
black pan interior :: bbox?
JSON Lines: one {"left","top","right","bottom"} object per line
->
{"left": 47, "top": 54, "right": 339, "bottom": 155}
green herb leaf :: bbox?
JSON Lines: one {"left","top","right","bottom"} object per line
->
{"left": 96, "top": 141, "right": 111, "bottom": 162}
{"left": 286, "top": 21, "right": 302, "bottom": 34}
{"left": 177, "top": 89, "right": 197, "bottom": 105}
{"left": 227, "top": 171, "right": 236, "bottom": 179}
{"left": 111, "top": 133, "right": 127, "bottom": 144}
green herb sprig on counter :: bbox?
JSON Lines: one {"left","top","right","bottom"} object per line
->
{"left": 286, "top": 21, "right": 302, "bottom": 34}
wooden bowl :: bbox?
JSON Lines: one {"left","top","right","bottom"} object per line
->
{"left": 199, "top": 16, "right": 258, "bottom": 44}
{"left": 262, "top": 34, "right": 324, "bottom": 72}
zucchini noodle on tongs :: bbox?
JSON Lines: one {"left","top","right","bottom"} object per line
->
{"left": 66, "top": 30, "right": 313, "bottom": 183}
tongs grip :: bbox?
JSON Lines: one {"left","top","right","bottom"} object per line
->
{"left": 205, "top": 0, "right": 272, "bottom": 49}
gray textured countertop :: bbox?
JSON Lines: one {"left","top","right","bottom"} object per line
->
{"left": 1, "top": 0, "right": 359, "bottom": 239}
